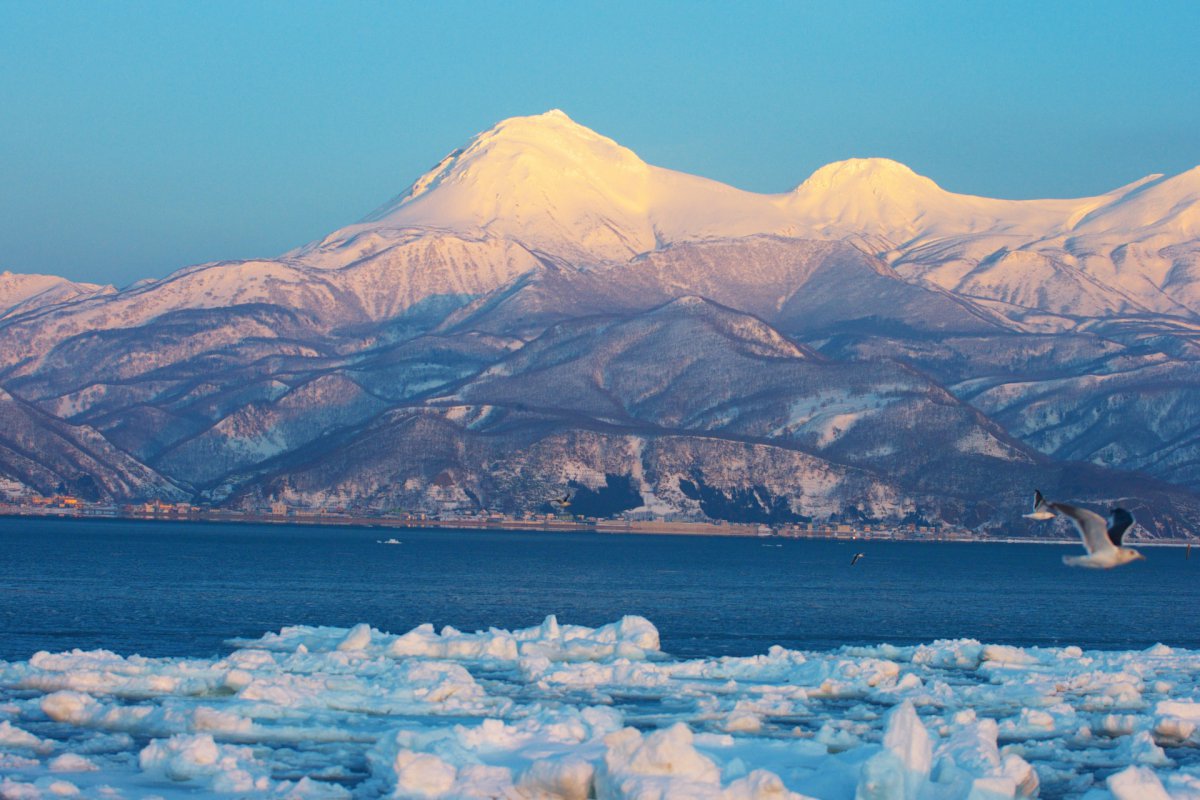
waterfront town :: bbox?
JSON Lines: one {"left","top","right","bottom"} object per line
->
{"left": 0, "top": 485, "right": 1065, "bottom": 543}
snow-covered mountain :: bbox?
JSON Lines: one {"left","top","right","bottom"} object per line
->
{"left": 323, "top": 110, "right": 799, "bottom": 263}
{"left": 0, "top": 270, "right": 113, "bottom": 320}
{"left": 1, "top": 110, "right": 1198, "bottom": 535}
{"left": 314, "top": 110, "right": 1200, "bottom": 320}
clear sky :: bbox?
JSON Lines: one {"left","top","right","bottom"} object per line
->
{"left": 2, "top": 0, "right": 1198, "bottom": 286}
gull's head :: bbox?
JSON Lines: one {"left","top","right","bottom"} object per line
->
{"left": 1117, "top": 547, "right": 1146, "bottom": 563}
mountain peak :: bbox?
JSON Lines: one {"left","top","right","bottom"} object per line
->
{"left": 529, "top": 108, "right": 572, "bottom": 122}
{"left": 461, "top": 109, "right": 608, "bottom": 152}
{"left": 784, "top": 158, "right": 954, "bottom": 240}
{"left": 352, "top": 111, "right": 657, "bottom": 260}
{"left": 486, "top": 108, "right": 587, "bottom": 134}
{"left": 1069, "top": 162, "right": 1200, "bottom": 236}
{"left": 796, "top": 158, "right": 941, "bottom": 195}
{"left": 318, "top": 113, "right": 1200, "bottom": 271}
{"left": 375, "top": 110, "right": 647, "bottom": 211}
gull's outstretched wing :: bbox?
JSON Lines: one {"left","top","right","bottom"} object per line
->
{"left": 1051, "top": 502, "right": 1115, "bottom": 555}
{"left": 1023, "top": 489, "right": 1055, "bottom": 520}
{"left": 1107, "top": 508, "right": 1134, "bottom": 546}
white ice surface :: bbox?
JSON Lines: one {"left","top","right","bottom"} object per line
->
{"left": 2, "top": 616, "right": 1199, "bottom": 799}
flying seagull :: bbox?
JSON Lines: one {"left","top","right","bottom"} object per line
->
{"left": 551, "top": 491, "right": 573, "bottom": 509}
{"left": 850, "top": 552, "right": 865, "bottom": 566}
{"left": 1026, "top": 490, "right": 1145, "bottom": 568}
{"left": 1022, "top": 490, "right": 1056, "bottom": 521}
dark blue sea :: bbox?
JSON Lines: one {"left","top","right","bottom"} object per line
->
{"left": 1, "top": 517, "right": 1196, "bottom": 662}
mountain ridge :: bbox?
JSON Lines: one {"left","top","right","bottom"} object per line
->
{"left": 1, "top": 111, "right": 1199, "bottom": 536}
{"left": 338, "top": 110, "right": 1198, "bottom": 260}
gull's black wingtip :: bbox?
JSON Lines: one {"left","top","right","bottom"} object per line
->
{"left": 1024, "top": 489, "right": 1055, "bottom": 520}
{"left": 1107, "top": 507, "right": 1135, "bottom": 546}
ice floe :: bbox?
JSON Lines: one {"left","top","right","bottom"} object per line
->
{"left": 1, "top": 615, "right": 1199, "bottom": 798}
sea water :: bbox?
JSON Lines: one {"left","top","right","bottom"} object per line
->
{"left": 2, "top": 517, "right": 1199, "bottom": 798}
{"left": 1, "top": 516, "right": 1195, "bottom": 661}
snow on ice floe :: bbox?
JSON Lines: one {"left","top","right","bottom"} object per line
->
{"left": 1, "top": 617, "right": 1199, "bottom": 799}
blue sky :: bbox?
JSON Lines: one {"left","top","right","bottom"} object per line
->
{"left": 2, "top": 1, "right": 1198, "bottom": 286}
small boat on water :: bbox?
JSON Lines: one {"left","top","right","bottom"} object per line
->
{"left": 376, "top": 538, "right": 402, "bottom": 545}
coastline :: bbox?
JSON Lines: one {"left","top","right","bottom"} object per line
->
{"left": 2, "top": 502, "right": 1189, "bottom": 545}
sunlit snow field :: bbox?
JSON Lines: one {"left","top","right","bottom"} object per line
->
{"left": 1, "top": 519, "right": 1198, "bottom": 799}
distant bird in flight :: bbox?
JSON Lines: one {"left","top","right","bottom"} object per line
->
{"left": 1022, "top": 490, "right": 1056, "bottom": 521}
{"left": 1026, "top": 490, "right": 1145, "bottom": 568}
{"left": 850, "top": 552, "right": 865, "bottom": 566}
{"left": 551, "top": 491, "right": 572, "bottom": 509}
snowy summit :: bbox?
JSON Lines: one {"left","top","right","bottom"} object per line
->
{"left": 319, "top": 111, "right": 1200, "bottom": 295}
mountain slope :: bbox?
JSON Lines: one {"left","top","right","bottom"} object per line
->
{"left": 447, "top": 298, "right": 1036, "bottom": 485}
{"left": 0, "top": 386, "right": 183, "bottom": 500}
{"left": 439, "top": 237, "right": 1004, "bottom": 342}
